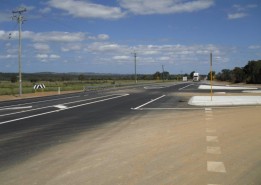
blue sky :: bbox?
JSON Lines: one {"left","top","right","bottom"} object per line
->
{"left": 0, "top": 0, "right": 260, "bottom": 74}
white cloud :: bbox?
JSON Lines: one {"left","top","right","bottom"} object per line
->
{"left": 113, "top": 55, "right": 130, "bottom": 60}
{"left": 36, "top": 54, "right": 49, "bottom": 59}
{"left": 119, "top": 0, "right": 215, "bottom": 15}
{"left": 48, "top": 0, "right": 126, "bottom": 19}
{"left": 36, "top": 54, "right": 60, "bottom": 62}
{"left": 228, "top": 4, "right": 257, "bottom": 20}
{"left": 33, "top": 43, "right": 50, "bottom": 51}
{"left": 50, "top": 54, "right": 61, "bottom": 59}
{"left": 248, "top": 45, "right": 261, "bottom": 50}
{"left": 1, "top": 30, "right": 110, "bottom": 43}
{"left": 87, "top": 42, "right": 124, "bottom": 53}
{"left": 39, "top": 7, "right": 51, "bottom": 14}
{"left": 97, "top": 34, "right": 110, "bottom": 40}
{"left": 228, "top": 12, "right": 248, "bottom": 20}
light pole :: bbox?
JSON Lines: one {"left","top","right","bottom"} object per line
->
{"left": 132, "top": 51, "right": 137, "bottom": 84}
{"left": 210, "top": 52, "right": 213, "bottom": 101}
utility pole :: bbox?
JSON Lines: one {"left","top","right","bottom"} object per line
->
{"left": 162, "top": 65, "right": 165, "bottom": 82}
{"left": 132, "top": 51, "right": 137, "bottom": 84}
{"left": 12, "top": 7, "right": 26, "bottom": 96}
{"left": 210, "top": 52, "right": 213, "bottom": 101}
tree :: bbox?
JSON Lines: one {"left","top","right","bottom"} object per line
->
{"left": 244, "top": 60, "right": 261, "bottom": 84}
{"left": 189, "top": 71, "right": 195, "bottom": 79}
{"left": 232, "top": 67, "right": 245, "bottom": 83}
{"left": 10, "top": 76, "right": 18, "bottom": 83}
{"left": 78, "top": 74, "right": 85, "bottom": 81}
{"left": 207, "top": 71, "right": 216, "bottom": 80}
{"left": 153, "top": 71, "right": 161, "bottom": 80}
{"left": 216, "top": 69, "right": 232, "bottom": 81}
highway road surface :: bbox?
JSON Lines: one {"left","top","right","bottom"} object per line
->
{"left": 0, "top": 82, "right": 260, "bottom": 185}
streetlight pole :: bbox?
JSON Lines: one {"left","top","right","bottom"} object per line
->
{"left": 12, "top": 7, "right": 26, "bottom": 96}
{"left": 210, "top": 52, "right": 213, "bottom": 101}
{"left": 132, "top": 51, "right": 137, "bottom": 84}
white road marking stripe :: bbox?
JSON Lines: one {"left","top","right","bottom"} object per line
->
{"left": 0, "top": 95, "right": 79, "bottom": 109}
{"left": 206, "top": 128, "right": 216, "bottom": 133}
{"left": 0, "top": 94, "right": 129, "bottom": 125}
{"left": 207, "top": 146, "right": 221, "bottom": 154}
{"left": 132, "top": 95, "right": 166, "bottom": 110}
{"left": 178, "top": 84, "right": 194, "bottom": 90}
{"left": 54, "top": 105, "right": 68, "bottom": 109}
{"left": 206, "top": 136, "right": 219, "bottom": 142}
{"left": 205, "top": 108, "right": 212, "bottom": 111}
{"left": 0, "top": 106, "right": 32, "bottom": 110}
{"left": 133, "top": 107, "right": 205, "bottom": 110}
{"left": 0, "top": 94, "right": 119, "bottom": 117}
{"left": 207, "top": 161, "right": 226, "bottom": 173}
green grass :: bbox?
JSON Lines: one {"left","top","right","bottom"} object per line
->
{"left": 0, "top": 79, "right": 176, "bottom": 96}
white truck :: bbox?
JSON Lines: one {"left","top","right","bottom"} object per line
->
{"left": 193, "top": 73, "right": 200, "bottom": 81}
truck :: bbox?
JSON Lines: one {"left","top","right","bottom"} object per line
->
{"left": 193, "top": 73, "right": 200, "bottom": 82}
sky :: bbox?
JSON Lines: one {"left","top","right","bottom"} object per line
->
{"left": 0, "top": 0, "right": 261, "bottom": 75}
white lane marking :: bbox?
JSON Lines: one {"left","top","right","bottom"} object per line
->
{"left": 0, "top": 94, "right": 129, "bottom": 125}
{"left": 0, "top": 94, "right": 119, "bottom": 117}
{"left": 133, "top": 107, "right": 205, "bottom": 110}
{"left": 205, "top": 108, "right": 212, "bottom": 111}
{"left": 206, "top": 128, "right": 216, "bottom": 133}
{"left": 207, "top": 161, "right": 226, "bottom": 173}
{"left": 54, "top": 105, "right": 68, "bottom": 109}
{"left": 0, "top": 95, "right": 79, "bottom": 109}
{"left": 207, "top": 146, "right": 221, "bottom": 154}
{"left": 178, "top": 84, "right": 194, "bottom": 90}
{"left": 132, "top": 95, "right": 166, "bottom": 110}
{"left": 0, "top": 106, "right": 32, "bottom": 110}
{"left": 206, "top": 136, "right": 219, "bottom": 142}
{"left": 144, "top": 86, "right": 165, "bottom": 89}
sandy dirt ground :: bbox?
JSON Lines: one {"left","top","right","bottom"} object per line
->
{"left": 0, "top": 106, "right": 260, "bottom": 185}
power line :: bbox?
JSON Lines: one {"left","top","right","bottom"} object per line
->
{"left": 12, "top": 7, "right": 26, "bottom": 96}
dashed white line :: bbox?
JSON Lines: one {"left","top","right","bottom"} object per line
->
{"left": 206, "top": 136, "right": 219, "bottom": 142}
{"left": 207, "top": 161, "right": 226, "bottom": 173}
{"left": 178, "top": 84, "right": 194, "bottom": 90}
{"left": 206, "top": 128, "right": 216, "bottom": 133}
{"left": 207, "top": 146, "right": 221, "bottom": 154}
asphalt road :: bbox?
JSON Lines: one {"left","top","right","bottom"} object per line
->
{"left": 0, "top": 82, "right": 260, "bottom": 185}
{"left": 0, "top": 82, "right": 192, "bottom": 166}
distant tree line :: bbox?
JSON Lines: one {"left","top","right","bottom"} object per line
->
{"left": 0, "top": 71, "right": 189, "bottom": 83}
{"left": 214, "top": 60, "right": 261, "bottom": 84}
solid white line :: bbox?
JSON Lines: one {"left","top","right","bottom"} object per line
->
{"left": 178, "top": 84, "right": 194, "bottom": 90}
{"left": 0, "top": 94, "right": 129, "bottom": 125}
{"left": 0, "top": 94, "right": 119, "bottom": 117}
{"left": 134, "top": 107, "right": 204, "bottom": 110}
{"left": 132, "top": 95, "right": 166, "bottom": 110}
{"left": 0, "top": 106, "right": 32, "bottom": 110}
{"left": 207, "top": 161, "right": 226, "bottom": 173}
{"left": 0, "top": 95, "right": 80, "bottom": 109}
